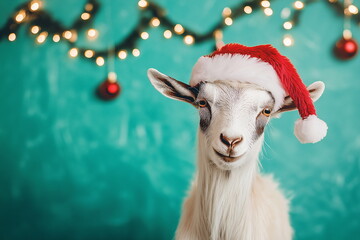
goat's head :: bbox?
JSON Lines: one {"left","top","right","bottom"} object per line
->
{"left": 147, "top": 68, "right": 325, "bottom": 170}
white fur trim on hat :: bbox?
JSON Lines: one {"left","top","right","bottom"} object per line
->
{"left": 190, "top": 54, "right": 287, "bottom": 110}
{"left": 294, "top": 115, "right": 328, "bottom": 143}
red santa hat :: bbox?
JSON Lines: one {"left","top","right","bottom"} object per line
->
{"left": 190, "top": 43, "right": 327, "bottom": 143}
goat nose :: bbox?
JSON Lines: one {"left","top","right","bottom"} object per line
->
{"left": 220, "top": 133, "right": 243, "bottom": 148}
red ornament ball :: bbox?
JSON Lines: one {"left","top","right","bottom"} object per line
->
{"left": 334, "top": 37, "right": 358, "bottom": 60}
{"left": 97, "top": 74, "right": 121, "bottom": 100}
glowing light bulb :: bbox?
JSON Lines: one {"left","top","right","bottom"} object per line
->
{"left": 348, "top": 5, "right": 358, "bottom": 14}
{"left": 53, "top": 34, "right": 60, "bottom": 42}
{"left": 344, "top": 7, "right": 351, "bottom": 16}
{"left": 163, "top": 30, "right": 172, "bottom": 39}
{"left": 108, "top": 72, "right": 117, "bottom": 82}
{"left": 118, "top": 50, "right": 127, "bottom": 59}
{"left": 36, "top": 32, "right": 48, "bottom": 44}
{"left": 222, "top": 7, "right": 232, "bottom": 17}
{"left": 283, "top": 35, "right": 294, "bottom": 47}
{"left": 224, "top": 17, "right": 233, "bottom": 26}
{"left": 244, "top": 6, "right": 253, "bottom": 14}
{"left": 61, "top": 31, "right": 77, "bottom": 42}
{"left": 261, "top": 0, "right": 270, "bottom": 8}
{"left": 293, "top": 1, "right": 304, "bottom": 10}
{"left": 96, "top": 57, "right": 105, "bottom": 66}
{"left": 264, "top": 8, "right": 273, "bottom": 16}
{"left": 281, "top": 8, "right": 291, "bottom": 19}
{"left": 343, "top": 29, "right": 352, "bottom": 39}
{"left": 8, "top": 33, "right": 16, "bottom": 41}
{"left": 184, "top": 35, "right": 194, "bottom": 45}
{"left": 283, "top": 21, "right": 293, "bottom": 30}
{"left": 174, "top": 24, "right": 184, "bottom": 34}
{"left": 138, "top": 0, "right": 148, "bottom": 8}
{"left": 15, "top": 10, "right": 26, "bottom": 23}
{"left": 69, "top": 32, "right": 77, "bottom": 42}
{"left": 84, "top": 50, "right": 94, "bottom": 58}
{"left": 214, "top": 29, "right": 223, "bottom": 41}
{"left": 85, "top": 3, "right": 93, "bottom": 11}
{"left": 132, "top": 48, "right": 140, "bottom": 57}
{"left": 81, "top": 12, "right": 91, "bottom": 20}
{"left": 31, "top": 25, "right": 40, "bottom": 34}
{"left": 63, "top": 30, "right": 72, "bottom": 39}
{"left": 140, "top": 31, "right": 149, "bottom": 40}
{"left": 150, "top": 17, "right": 160, "bottom": 27}
{"left": 87, "top": 28, "right": 98, "bottom": 40}
{"left": 69, "top": 48, "right": 78, "bottom": 57}
{"left": 29, "top": 0, "right": 42, "bottom": 12}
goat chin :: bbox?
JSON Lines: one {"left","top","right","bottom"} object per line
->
{"left": 208, "top": 151, "right": 249, "bottom": 171}
{"left": 175, "top": 131, "right": 293, "bottom": 240}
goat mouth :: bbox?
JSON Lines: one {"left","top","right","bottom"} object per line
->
{"left": 213, "top": 149, "right": 243, "bottom": 163}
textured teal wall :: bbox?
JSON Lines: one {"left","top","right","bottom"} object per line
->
{"left": 0, "top": 0, "right": 359, "bottom": 239}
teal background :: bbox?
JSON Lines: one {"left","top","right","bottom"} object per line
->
{"left": 0, "top": 0, "right": 359, "bottom": 239}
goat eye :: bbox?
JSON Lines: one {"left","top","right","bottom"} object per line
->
{"left": 262, "top": 108, "right": 272, "bottom": 117}
{"left": 198, "top": 100, "right": 207, "bottom": 108}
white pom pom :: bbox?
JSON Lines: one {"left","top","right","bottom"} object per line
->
{"left": 294, "top": 115, "right": 328, "bottom": 143}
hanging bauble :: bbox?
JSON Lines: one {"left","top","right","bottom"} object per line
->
{"left": 97, "top": 72, "right": 121, "bottom": 100}
{"left": 334, "top": 36, "right": 358, "bottom": 60}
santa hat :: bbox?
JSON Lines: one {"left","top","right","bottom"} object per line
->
{"left": 190, "top": 43, "right": 327, "bottom": 144}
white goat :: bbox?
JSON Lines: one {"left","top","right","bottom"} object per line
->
{"left": 147, "top": 68, "right": 325, "bottom": 240}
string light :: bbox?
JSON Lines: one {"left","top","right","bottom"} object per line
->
{"left": 36, "top": 32, "right": 48, "bottom": 44}
{"left": 264, "top": 8, "right": 273, "bottom": 16}
{"left": 31, "top": 25, "right": 40, "bottom": 34}
{"left": 174, "top": 24, "right": 184, "bottom": 34}
{"left": 261, "top": 0, "right": 271, "bottom": 8}
{"left": 184, "top": 35, "right": 194, "bottom": 45}
{"left": 29, "top": 0, "right": 42, "bottom": 12}
{"left": 8, "top": 33, "right": 16, "bottom": 41}
{"left": 244, "top": 6, "right": 253, "bottom": 14}
{"left": 118, "top": 50, "right": 127, "bottom": 59}
{"left": 163, "top": 30, "right": 172, "bottom": 39}
{"left": 283, "top": 35, "right": 294, "bottom": 47}
{"left": 69, "top": 48, "right": 78, "bottom": 57}
{"left": 132, "top": 48, "right": 140, "bottom": 57}
{"left": 87, "top": 28, "right": 98, "bottom": 40}
{"left": 222, "top": 7, "right": 232, "bottom": 17}
{"left": 52, "top": 34, "right": 60, "bottom": 42}
{"left": 283, "top": 21, "right": 293, "bottom": 30}
{"left": 150, "top": 17, "right": 160, "bottom": 27}
{"left": 96, "top": 56, "right": 105, "bottom": 66}
{"left": 84, "top": 50, "right": 94, "bottom": 58}
{"left": 15, "top": 10, "right": 26, "bottom": 23}
{"left": 140, "top": 31, "right": 149, "bottom": 40}
{"left": 138, "top": 0, "right": 148, "bottom": 8}
{"left": 293, "top": 1, "right": 304, "bottom": 10}
{"left": 348, "top": 5, "right": 358, "bottom": 14}
{"left": 224, "top": 17, "right": 233, "bottom": 26}
{"left": 81, "top": 13, "right": 91, "bottom": 20}
{"left": 4, "top": 0, "right": 329, "bottom": 67}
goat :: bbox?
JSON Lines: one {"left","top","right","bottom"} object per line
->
{"left": 147, "top": 46, "right": 325, "bottom": 240}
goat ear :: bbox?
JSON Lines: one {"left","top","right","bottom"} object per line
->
{"left": 274, "top": 81, "right": 325, "bottom": 115}
{"left": 147, "top": 68, "right": 198, "bottom": 105}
